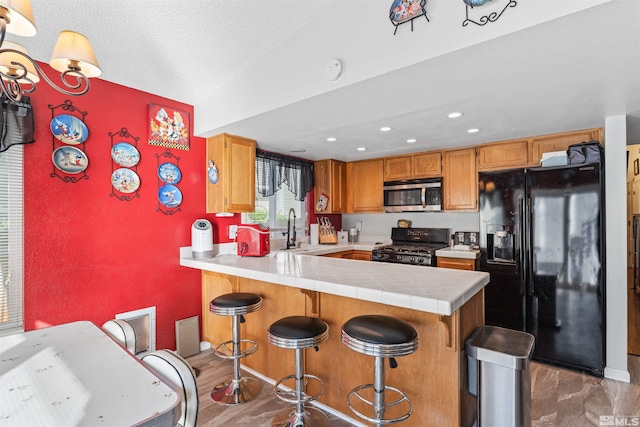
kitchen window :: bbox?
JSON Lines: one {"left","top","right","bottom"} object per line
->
{"left": 241, "top": 150, "right": 313, "bottom": 237}
{"left": 0, "top": 145, "right": 24, "bottom": 335}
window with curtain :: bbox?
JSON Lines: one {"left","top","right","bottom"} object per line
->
{"left": 242, "top": 150, "right": 314, "bottom": 237}
{"left": 0, "top": 144, "right": 24, "bottom": 334}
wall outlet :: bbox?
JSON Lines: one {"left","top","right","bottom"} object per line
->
{"left": 356, "top": 221, "right": 362, "bottom": 232}
{"left": 229, "top": 225, "right": 238, "bottom": 239}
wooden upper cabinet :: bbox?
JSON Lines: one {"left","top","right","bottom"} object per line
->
{"left": 443, "top": 148, "right": 477, "bottom": 211}
{"left": 384, "top": 156, "right": 412, "bottom": 181}
{"left": 348, "top": 159, "right": 384, "bottom": 213}
{"left": 413, "top": 152, "right": 442, "bottom": 178}
{"left": 206, "top": 133, "right": 256, "bottom": 213}
{"left": 384, "top": 152, "right": 442, "bottom": 181}
{"left": 529, "top": 128, "right": 602, "bottom": 166}
{"left": 477, "top": 139, "right": 530, "bottom": 171}
{"left": 314, "top": 159, "right": 346, "bottom": 213}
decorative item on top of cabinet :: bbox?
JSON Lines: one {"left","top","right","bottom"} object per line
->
{"left": 49, "top": 100, "right": 89, "bottom": 183}
{"left": 476, "top": 138, "right": 530, "bottom": 171}
{"left": 529, "top": 128, "right": 602, "bottom": 166}
{"left": 314, "top": 159, "right": 346, "bottom": 213}
{"left": 443, "top": 147, "right": 477, "bottom": 211}
{"left": 109, "top": 127, "right": 141, "bottom": 201}
{"left": 156, "top": 149, "right": 182, "bottom": 215}
{"left": 206, "top": 133, "right": 256, "bottom": 213}
{"left": 347, "top": 159, "right": 384, "bottom": 213}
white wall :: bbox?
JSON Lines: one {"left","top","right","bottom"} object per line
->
{"left": 604, "top": 115, "right": 630, "bottom": 382}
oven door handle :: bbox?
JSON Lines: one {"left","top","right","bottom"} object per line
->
{"left": 421, "top": 186, "right": 426, "bottom": 208}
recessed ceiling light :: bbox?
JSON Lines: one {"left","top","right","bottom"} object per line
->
{"left": 467, "top": 128, "right": 480, "bottom": 133}
{"left": 326, "top": 137, "right": 337, "bottom": 142}
{"left": 448, "top": 112, "right": 463, "bottom": 118}
{"left": 406, "top": 139, "right": 417, "bottom": 143}
{"left": 289, "top": 149, "right": 306, "bottom": 153}
{"left": 357, "top": 147, "right": 366, "bottom": 151}
{"left": 380, "top": 126, "right": 392, "bottom": 132}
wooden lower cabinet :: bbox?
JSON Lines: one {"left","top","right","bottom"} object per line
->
{"left": 201, "top": 271, "right": 484, "bottom": 427}
{"left": 437, "top": 257, "right": 478, "bottom": 271}
{"left": 321, "top": 250, "right": 371, "bottom": 260}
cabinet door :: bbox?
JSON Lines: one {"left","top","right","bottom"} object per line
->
{"left": 315, "top": 159, "right": 346, "bottom": 213}
{"left": 477, "top": 139, "right": 529, "bottom": 171}
{"left": 412, "top": 152, "right": 442, "bottom": 178}
{"left": 384, "top": 156, "right": 412, "bottom": 181}
{"left": 443, "top": 148, "right": 477, "bottom": 211}
{"left": 437, "top": 257, "right": 477, "bottom": 271}
{"left": 349, "top": 159, "right": 384, "bottom": 213}
{"left": 351, "top": 250, "right": 372, "bottom": 261}
{"left": 530, "top": 128, "right": 601, "bottom": 165}
{"left": 206, "top": 134, "right": 256, "bottom": 213}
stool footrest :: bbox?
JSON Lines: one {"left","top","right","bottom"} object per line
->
{"left": 347, "top": 383, "right": 413, "bottom": 425}
{"left": 274, "top": 373, "right": 326, "bottom": 404}
{"left": 214, "top": 339, "right": 258, "bottom": 360}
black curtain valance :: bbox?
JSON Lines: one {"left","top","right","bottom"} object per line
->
{"left": 0, "top": 95, "right": 34, "bottom": 153}
{"left": 256, "top": 149, "right": 314, "bottom": 201}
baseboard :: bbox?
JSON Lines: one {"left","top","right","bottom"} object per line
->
{"left": 604, "top": 366, "right": 631, "bottom": 383}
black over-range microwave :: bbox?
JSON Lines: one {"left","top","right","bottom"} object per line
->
{"left": 383, "top": 178, "right": 442, "bottom": 213}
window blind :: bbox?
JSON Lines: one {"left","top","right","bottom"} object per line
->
{"left": 0, "top": 144, "right": 24, "bottom": 333}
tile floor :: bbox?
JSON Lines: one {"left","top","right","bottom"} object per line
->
{"left": 187, "top": 349, "right": 640, "bottom": 427}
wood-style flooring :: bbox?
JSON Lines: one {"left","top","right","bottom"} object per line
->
{"left": 628, "top": 268, "right": 640, "bottom": 356}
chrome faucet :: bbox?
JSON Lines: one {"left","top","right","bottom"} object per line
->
{"left": 283, "top": 208, "right": 296, "bottom": 249}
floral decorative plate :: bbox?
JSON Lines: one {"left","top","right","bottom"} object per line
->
{"left": 111, "top": 142, "right": 140, "bottom": 167}
{"left": 52, "top": 146, "right": 88, "bottom": 174}
{"left": 111, "top": 168, "right": 140, "bottom": 194}
{"left": 158, "top": 162, "right": 181, "bottom": 184}
{"left": 50, "top": 114, "right": 89, "bottom": 145}
{"left": 158, "top": 184, "right": 182, "bottom": 208}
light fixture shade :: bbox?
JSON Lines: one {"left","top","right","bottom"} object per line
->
{"left": 0, "top": 41, "right": 39, "bottom": 82}
{"left": 49, "top": 30, "right": 101, "bottom": 78}
{"left": 0, "top": 0, "right": 36, "bottom": 37}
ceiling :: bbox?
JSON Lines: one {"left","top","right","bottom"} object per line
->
{"left": 13, "top": 0, "right": 640, "bottom": 161}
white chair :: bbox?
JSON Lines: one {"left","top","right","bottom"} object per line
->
{"left": 102, "top": 319, "right": 137, "bottom": 354}
{"left": 141, "top": 349, "right": 199, "bottom": 427}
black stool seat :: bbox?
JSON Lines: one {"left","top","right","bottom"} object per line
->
{"left": 342, "top": 315, "right": 418, "bottom": 358}
{"left": 268, "top": 316, "right": 329, "bottom": 350}
{"left": 210, "top": 292, "right": 262, "bottom": 316}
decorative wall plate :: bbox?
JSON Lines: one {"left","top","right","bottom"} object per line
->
{"left": 158, "top": 162, "right": 181, "bottom": 184}
{"left": 52, "top": 146, "right": 88, "bottom": 174}
{"left": 50, "top": 114, "right": 89, "bottom": 145}
{"left": 111, "top": 142, "right": 140, "bottom": 167}
{"left": 390, "top": 0, "right": 426, "bottom": 25}
{"left": 111, "top": 168, "right": 140, "bottom": 194}
{"left": 158, "top": 184, "right": 182, "bottom": 208}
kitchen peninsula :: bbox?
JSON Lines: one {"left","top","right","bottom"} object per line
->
{"left": 180, "top": 246, "right": 490, "bottom": 426}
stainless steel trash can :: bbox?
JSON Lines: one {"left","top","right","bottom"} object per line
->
{"left": 466, "top": 325, "right": 535, "bottom": 427}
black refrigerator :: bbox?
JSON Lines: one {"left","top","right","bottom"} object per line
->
{"left": 478, "top": 163, "right": 605, "bottom": 377}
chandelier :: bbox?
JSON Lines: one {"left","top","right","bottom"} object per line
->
{"left": 0, "top": 0, "right": 101, "bottom": 101}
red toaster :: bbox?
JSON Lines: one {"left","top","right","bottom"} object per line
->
{"left": 236, "top": 224, "right": 270, "bottom": 257}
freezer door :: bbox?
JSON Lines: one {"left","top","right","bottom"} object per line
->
{"left": 478, "top": 170, "right": 526, "bottom": 330}
{"left": 526, "top": 165, "right": 604, "bottom": 376}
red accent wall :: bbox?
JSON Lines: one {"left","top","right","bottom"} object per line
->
{"left": 23, "top": 65, "right": 241, "bottom": 348}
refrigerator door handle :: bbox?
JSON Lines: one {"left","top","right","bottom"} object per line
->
{"left": 525, "top": 197, "right": 534, "bottom": 297}
{"left": 518, "top": 197, "right": 526, "bottom": 296}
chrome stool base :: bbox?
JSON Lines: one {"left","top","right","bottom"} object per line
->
{"left": 270, "top": 406, "right": 330, "bottom": 427}
{"left": 211, "top": 376, "right": 263, "bottom": 405}
{"left": 347, "top": 382, "right": 412, "bottom": 425}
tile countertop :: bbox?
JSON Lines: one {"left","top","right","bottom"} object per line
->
{"left": 179, "top": 243, "right": 489, "bottom": 316}
{"left": 435, "top": 247, "right": 481, "bottom": 259}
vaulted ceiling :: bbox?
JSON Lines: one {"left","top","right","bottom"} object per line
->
{"left": 15, "top": 0, "right": 640, "bottom": 160}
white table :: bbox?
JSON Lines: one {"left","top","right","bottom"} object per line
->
{"left": 0, "top": 321, "right": 180, "bottom": 426}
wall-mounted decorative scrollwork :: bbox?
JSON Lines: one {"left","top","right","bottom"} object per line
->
{"left": 109, "top": 127, "right": 141, "bottom": 201}
{"left": 49, "top": 100, "right": 89, "bottom": 183}
{"left": 462, "top": 0, "right": 517, "bottom": 27}
{"left": 156, "top": 149, "right": 182, "bottom": 215}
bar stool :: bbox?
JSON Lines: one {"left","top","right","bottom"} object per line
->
{"left": 209, "top": 292, "right": 263, "bottom": 405}
{"left": 341, "top": 315, "right": 419, "bottom": 426}
{"left": 267, "top": 315, "right": 330, "bottom": 427}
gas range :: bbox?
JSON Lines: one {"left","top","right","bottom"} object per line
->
{"left": 371, "top": 227, "right": 449, "bottom": 267}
